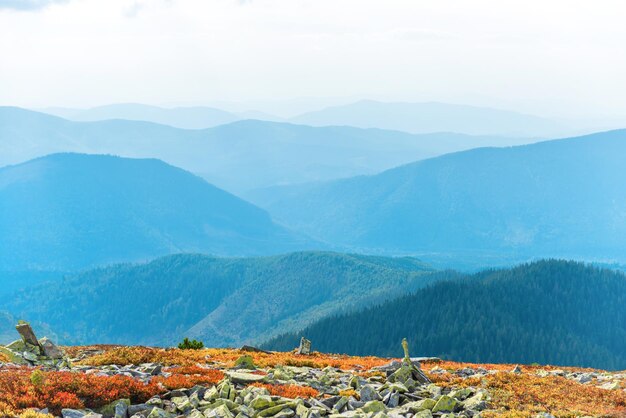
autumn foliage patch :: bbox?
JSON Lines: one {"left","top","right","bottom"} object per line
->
{"left": 78, "top": 345, "right": 391, "bottom": 370}
{"left": 3, "top": 347, "right": 625, "bottom": 417}
{"left": 250, "top": 382, "right": 319, "bottom": 398}
{"left": 424, "top": 361, "right": 626, "bottom": 417}
{"left": 0, "top": 367, "right": 160, "bottom": 415}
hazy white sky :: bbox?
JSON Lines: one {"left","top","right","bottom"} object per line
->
{"left": 1, "top": 0, "right": 625, "bottom": 118}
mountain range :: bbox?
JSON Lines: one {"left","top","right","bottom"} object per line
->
{"left": 250, "top": 129, "right": 626, "bottom": 262}
{"left": 1, "top": 107, "right": 532, "bottom": 193}
{"left": 42, "top": 103, "right": 247, "bottom": 129}
{"left": 290, "top": 100, "right": 565, "bottom": 137}
{"left": 41, "top": 101, "right": 571, "bottom": 138}
{"left": 0, "top": 252, "right": 436, "bottom": 347}
{"left": 263, "top": 260, "right": 626, "bottom": 370}
{"left": 0, "top": 153, "right": 309, "bottom": 275}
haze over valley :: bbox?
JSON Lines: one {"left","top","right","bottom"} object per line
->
{"left": 1, "top": 0, "right": 626, "bottom": 379}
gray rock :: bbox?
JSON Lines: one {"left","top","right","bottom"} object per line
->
{"left": 273, "top": 409, "right": 295, "bottom": 418}
{"left": 146, "top": 407, "right": 172, "bottom": 418}
{"left": 321, "top": 396, "right": 342, "bottom": 409}
{"left": 114, "top": 401, "right": 129, "bottom": 418}
{"left": 599, "top": 381, "right": 621, "bottom": 390}
{"left": 39, "top": 337, "right": 64, "bottom": 359}
{"left": 227, "top": 371, "right": 266, "bottom": 384}
{"left": 372, "top": 360, "right": 402, "bottom": 373}
{"left": 431, "top": 395, "right": 457, "bottom": 413}
{"left": 298, "top": 337, "right": 312, "bottom": 355}
{"left": 16, "top": 321, "right": 41, "bottom": 347}
{"left": 250, "top": 395, "right": 275, "bottom": 410}
{"left": 171, "top": 396, "right": 193, "bottom": 412}
{"left": 359, "top": 385, "right": 381, "bottom": 402}
{"left": 535, "top": 413, "right": 556, "bottom": 418}
{"left": 334, "top": 396, "right": 349, "bottom": 413}
{"left": 128, "top": 405, "right": 150, "bottom": 415}
{"left": 413, "top": 411, "right": 433, "bottom": 418}
{"left": 149, "top": 365, "right": 162, "bottom": 375}
{"left": 22, "top": 350, "right": 39, "bottom": 362}
{"left": 463, "top": 392, "right": 488, "bottom": 411}
{"left": 348, "top": 399, "right": 365, "bottom": 410}
{"left": 240, "top": 345, "right": 272, "bottom": 354}
{"left": 205, "top": 405, "right": 234, "bottom": 418}
{"left": 385, "top": 392, "right": 400, "bottom": 408}
{"left": 62, "top": 409, "right": 89, "bottom": 418}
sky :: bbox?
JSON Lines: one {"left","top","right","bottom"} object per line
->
{"left": 1, "top": 0, "right": 625, "bottom": 119}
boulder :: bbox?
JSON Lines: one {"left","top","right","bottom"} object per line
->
{"left": 250, "top": 395, "right": 275, "bottom": 410}
{"left": 599, "top": 381, "right": 621, "bottom": 390}
{"left": 359, "top": 385, "right": 381, "bottom": 402}
{"left": 234, "top": 355, "right": 256, "bottom": 370}
{"left": 16, "top": 321, "right": 41, "bottom": 347}
{"left": 240, "top": 345, "right": 272, "bottom": 354}
{"left": 205, "top": 405, "right": 233, "bottom": 418}
{"left": 0, "top": 346, "right": 28, "bottom": 364}
{"left": 39, "top": 337, "right": 64, "bottom": 359}
{"left": 146, "top": 407, "right": 173, "bottom": 418}
{"left": 273, "top": 408, "right": 296, "bottom": 418}
{"left": 227, "top": 371, "right": 266, "bottom": 384}
{"left": 98, "top": 399, "right": 130, "bottom": 418}
{"left": 463, "top": 393, "right": 488, "bottom": 411}
{"left": 361, "top": 401, "right": 386, "bottom": 413}
{"left": 258, "top": 403, "right": 296, "bottom": 417}
{"left": 1, "top": 321, "right": 69, "bottom": 368}
{"left": 432, "top": 395, "right": 458, "bottom": 413}
{"left": 298, "top": 337, "right": 311, "bottom": 355}
{"left": 62, "top": 409, "right": 99, "bottom": 418}
{"left": 388, "top": 338, "right": 431, "bottom": 385}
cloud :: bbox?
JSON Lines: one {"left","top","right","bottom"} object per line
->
{"left": 392, "top": 28, "right": 456, "bottom": 42}
{"left": 0, "top": 0, "right": 69, "bottom": 11}
{"left": 124, "top": 0, "right": 143, "bottom": 18}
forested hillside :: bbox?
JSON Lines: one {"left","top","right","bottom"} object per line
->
{"left": 263, "top": 260, "right": 626, "bottom": 370}
{"left": 0, "top": 107, "right": 530, "bottom": 193}
{"left": 0, "top": 252, "right": 437, "bottom": 347}
{"left": 0, "top": 153, "right": 309, "bottom": 273}
{"left": 252, "top": 130, "right": 626, "bottom": 262}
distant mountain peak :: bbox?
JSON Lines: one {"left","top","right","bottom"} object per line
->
{"left": 0, "top": 153, "right": 312, "bottom": 272}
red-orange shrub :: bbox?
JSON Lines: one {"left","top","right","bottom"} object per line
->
{"left": 0, "top": 367, "right": 161, "bottom": 415}
{"left": 251, "top": 383, "right": 319, "bottom": 399}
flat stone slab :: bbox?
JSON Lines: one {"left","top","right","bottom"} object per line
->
{"left": 16, "top": 321, "right": 40, "bottom": 347}
{"left": 226, "top": 371, "right": 267, "bottom": 384}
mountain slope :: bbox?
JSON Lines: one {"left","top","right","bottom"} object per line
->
{"left": 263, "top": 260, "right": 626, "bottom": 370}
{"left": 41, "top": 103, "right": 241, "bottom": 129}
{"left": 0, "top": 107, "right": 534, "bottom": 192}
{"left": 290, "top": 100, "right": 564, "bottom": 137}
{"left": 0, "top": 153, "right": 309, "bottom": 272}
{"left": 0, "top": 252, "right": 436, "bottom": 346}
{"left": 252, "top": 130, "right": 626, "bottom": 261}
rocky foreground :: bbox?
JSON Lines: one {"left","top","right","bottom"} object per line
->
{"left": 0, "top": 328, "right": 625, "bottom": 418}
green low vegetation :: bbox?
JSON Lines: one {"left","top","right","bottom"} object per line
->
{"left": 177, "top": 337, "right": 204, "bottom": 350}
